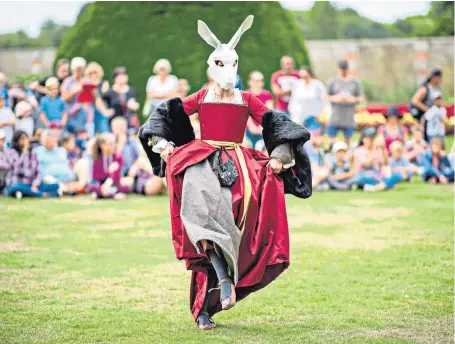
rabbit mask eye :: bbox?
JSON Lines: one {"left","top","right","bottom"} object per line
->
{"left": 233, "top": 60, "right": 238, "bottom": 67}
{"left": 215, "top": 60, "right": 224, "bottom": 67}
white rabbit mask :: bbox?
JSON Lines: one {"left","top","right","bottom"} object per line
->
{"left": 198, "top": 15, "right": 254, "bottom": 90}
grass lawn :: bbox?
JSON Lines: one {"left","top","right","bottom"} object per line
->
{"left": 1, "top": 181, "right": 453, "bottom": 344}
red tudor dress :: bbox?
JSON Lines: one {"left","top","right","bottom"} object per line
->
{"left": 166, "top": 88, "right": 291, "bottom": 320}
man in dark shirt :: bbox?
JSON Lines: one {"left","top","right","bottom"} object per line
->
{"left": 30, "top": 58, "right": 70, "bottom": 100}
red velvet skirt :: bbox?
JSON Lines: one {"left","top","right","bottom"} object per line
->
{"left": 166, "top": 139, "right": 290, "bottom": 320}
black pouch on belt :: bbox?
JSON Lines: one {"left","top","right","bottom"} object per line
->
{"left": 211, "top": 147, "right": 239, "bottom": 187}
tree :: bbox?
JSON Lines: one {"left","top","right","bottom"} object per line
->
{"left": 429, "top": 1, "right": 454, "bottom": 36}
{"left": 310, "top": 2, "right": 340, "bottom": 39}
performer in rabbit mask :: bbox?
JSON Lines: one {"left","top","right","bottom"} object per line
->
{"left": 139, "top": 15, "right": 312, "bottom": 329}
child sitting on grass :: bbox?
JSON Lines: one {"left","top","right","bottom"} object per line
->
{"left": 14, "top": 101, "right": 34, "bottom": 137}
{"left": 60, "top": 133, "right": 78, "bottom": 168}
{"left": 405, "top": 125, "right": 428, "bottom": 166}
{"left": 39, "top": 77, "right": 67, "bottom": 129}
{"left": 327, "top": 141, "right": 356, "bottom": 190}
{"left": 364, "top": 141, "right": 420, "bottom": 192}
{"left": 421, "top": 137, "right": 453, "bottom": 184}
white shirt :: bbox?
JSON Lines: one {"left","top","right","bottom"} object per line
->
{"left": 146, "top": 74, "right": 179, "bottom": 108}
{"left": 288, "top": 79, "right": 327, "bottom": 125}
{"left": 15, "top": 117, "right": 34, "bottom": 137}
{"left": 424, "top": 105, "right": 447, "bottom": 137}
{"left": 0, "top": 107, "right": 15, "bottom": 144}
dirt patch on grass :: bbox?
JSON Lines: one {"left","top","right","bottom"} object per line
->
{"left": 33, "top": 233, "right": 63, "bottom": 239}
{"left": 90, "top": 222, "right": 136, "bottom": 231}
{"left": 288, "top": 206, "right": 412, "bottom": 228}
{"left": 0, "top": 242, "right": 42, "bottom": 253}
{"left": 348, "top": 199, "right": 385, "bottom": 206}
{"left": 291, "top": 225, "right": 428, "bottom": 250}
{"left": 129, "top": 230, "right": 169, "bottom": 238}
{"left": 55, "top": 208, "right": 156, "bottom": 223}
{"left": 323, "top": 316, "right": 453, "bottom": 344}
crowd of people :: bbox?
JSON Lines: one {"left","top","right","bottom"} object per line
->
{"left": 0, "top": 55, "right": 453, "bottom": 199}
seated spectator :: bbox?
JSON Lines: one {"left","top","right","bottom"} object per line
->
{"left": 327, "top": 141, "right": 356, "bottom": 190}
{"left": 85, "top": 62, "right": 114, "bottom": 134}
{"left": 0, "top": 129, "right": 13, "bottom": 193}
{"left": 30, "top": 128, "right": 43, "bottom": 149}
{"left": 176, "top": 79, "right": 191, "bottom": 99}
{"left": 377, "top": 106, "right": 408, "bottom": 154}
{"left": 111, "top": 116, "right": 140, "bottom": 175}
{"left": 128, "top": 155, "right": 166, "bottom": 196}
{"left": 104, "top": 66, "right": 140, "bottom": 129}
{"left": 0, "top": 72, "right": 9, "bottom": 107}
{"left": 15, "top": 101, "right": 34, "bottom": 137}
{"left": 8, "top": 80, "right": 38, "bottom": 111}
{"left": 6, "top": 130, "right": 60, "bottom": 198}
{"left": 61, "top": 57, "right": 87, "bottom": 135}
{"left": 364, "top": 141, "right": 420, "bottom": 192}
{"left": 304, "top": 134, "right": 329, "bottom": 190}
{"left": 88, "top": 133, "right": 130, "bottom": 199}
{"left": 60, "top": 133, "right": 78, "bottom": 168}
{"left": 405, "top": 125, "right": 428, "bottom": 166}
{"left": 421, "top": 137, "right": 454, "bottom": 184}
{"left": 33, "top": 130, "right": 83, "bottom": 194}
{"left": 353, "top": 127, "right": 388, "bottom": 188}
{"left": 39, "top": 77, "right": 67, "bottom": 129}
{"left": 30, "top": 58, "right": 69, "bottom": 101}
{"left": 421, "top": 93, "right": 446, "bottom": 145}
{"left": 0, "top": 93, "right": 15, "bottom": 146}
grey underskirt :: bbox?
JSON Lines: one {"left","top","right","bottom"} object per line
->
{"left": 180, "top": 159, "right": 241, "bottom": 284}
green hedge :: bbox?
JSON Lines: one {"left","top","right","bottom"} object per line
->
{"left": 55, "top": 1, "right": 310, "bottom": 101}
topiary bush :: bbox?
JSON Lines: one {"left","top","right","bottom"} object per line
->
{"left": 55, "top": 1, "right": 310, "bottom": 103}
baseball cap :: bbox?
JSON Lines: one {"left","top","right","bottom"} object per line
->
{"left": 430, "top": 68, "right": 442, "bottom": 77}
{"left": 386, "top": 106, "right": 400, "bottom": 117}
{"left": 361, "top": 127, "right": 377, "bottom": 138}
{"left": 0, "top": 129, "right": 6, "bottom": 140}
{"left": 432, "top": 91, "right": 443, "bottom": 100}
{"left": 338, "top": 60, "right": 349, "bottom": 70}
{"left": 332, "top": 141, "right": 348, "bottom": 153}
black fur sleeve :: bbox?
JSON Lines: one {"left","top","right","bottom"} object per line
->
{"left": 138, "top": 97, "right": 195, "bottom": 177}
{"left": 262, "top": 110, "right": 312, "bottom": 199}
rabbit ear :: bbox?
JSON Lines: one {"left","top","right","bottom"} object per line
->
{"left": 227, "top": 15, "right": 254, "bottom": 50}
{"left": 198, "top": 20, "right": 222, "bottom": 49}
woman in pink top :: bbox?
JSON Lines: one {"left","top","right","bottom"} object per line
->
{"left": 377, "top": 107, "right": 408, "bottom": 154}
{"left": 89, "top": 133, "right": 131, "bottom": 199}
{"left": 244, "top": 71, "right": 273, "bottom": 149}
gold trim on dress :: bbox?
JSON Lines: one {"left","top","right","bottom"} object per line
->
{"left": 203, "top": 140, "right": 252, "bottom": 233}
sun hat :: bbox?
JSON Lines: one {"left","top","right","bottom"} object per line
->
{"left": 332, "top": 141, "right": 348, "bottom": 153}
{"left": 15, "top": 101, "right": 33, "bottom": 117}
